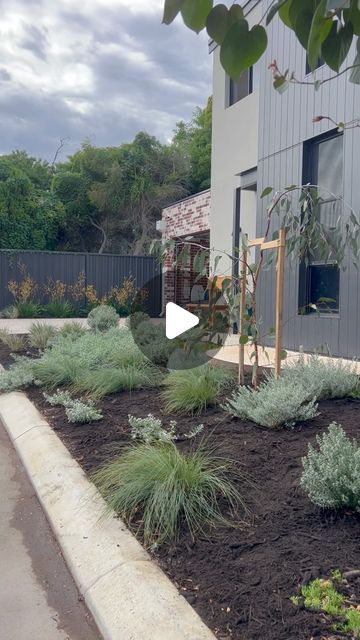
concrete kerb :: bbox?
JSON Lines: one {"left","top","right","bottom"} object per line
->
{"left": 0, "top": 389, "right": 215, "bottom": 640}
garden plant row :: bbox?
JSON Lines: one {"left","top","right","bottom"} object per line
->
{"left": 0, "top": 306, "right": 359, "bottom": 640}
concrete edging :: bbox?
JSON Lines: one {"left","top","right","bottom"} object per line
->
{"left": 0, "top": 390, "right": 216, "bottom": 640}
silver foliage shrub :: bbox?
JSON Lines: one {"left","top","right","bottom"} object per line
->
{"left": 44, "top": 390, "right": 103, "bottom": 424}
{"left": 282, "top": 355, "right": 359, "bottom": 400}
{"left": 128, "top": 413, "right": 204, "bottom": 444}
{"left": 65, "top": 399, "right": 103, "bottom": 424}
{"left": 87, "top": 305, "right": 119, "bottom": 332}
{"left": 0, "top": 357, "right": 35, "bottom": 392}
{"left": 223, "top": 376, "right": 318, "bottom": 428}
{"left": 301, "top": 422, "right": 360, "bottom": 511}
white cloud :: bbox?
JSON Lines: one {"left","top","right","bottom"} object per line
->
{"left": 0, "top": 0, "right": 212, "bottom": 159}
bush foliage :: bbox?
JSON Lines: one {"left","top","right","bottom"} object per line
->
{"left": 301, "top": 422, "right": 360, "bottom": 512}
{"left": 282, "top": 356, "right": 359, "bottom": 400}
{"left": 224, "top": 375, "right": 319, "bottom": 428}
{"left": 28, "top": 322, "right": 57, "bottom": 350}
{"left": 93, "top": 442, "right": 244, "bottom": 546}
{"left": 162, "top": 365, "right": 234, "bottom": 414}
{"left": 87, "top": 305, "right": 119, "bottom": 332}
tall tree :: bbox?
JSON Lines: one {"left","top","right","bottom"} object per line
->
{"left": 173, "top": 97, "right": 212, "bottom": 194}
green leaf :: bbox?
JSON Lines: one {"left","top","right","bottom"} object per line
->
{"left": 163, "top": 0, "right": 184, "bottom": 24}
{"left": 266, "top": 0, "right": 288, "bottom": 25}
{"left": 239, "top": 334, "right": 249, "bottom": 345}
{"left": 206, "top": 4, "right": 228, "bottom": 44}
{"left": 228, "top": 4, "right": 244, "bottom": 26}
{"left": 289, "top": 0, "right": 316, "bottom": 49}
{"left": 322, "top": 21, "right": 353, "bottom": 72}
{"left": 278, "top": 0, "right": 293, "bottom": 28}
{"left": 181, "top": 0, "right": 213, "bottom": 33}
{"left": 273, "top": 74, "right": 289, "bottom": 93}
{"left": 307, "top": 0, "right": 333, "bottom": 71}
{"left": 261, "top": 186, "right": 273, "bottom": 198}
{"left": 350, "top": 36, "right": 360, "bottom": 83}
{"left": 220, "top": 19, "right": 268, "bottom": 80}
{"left": 344, "top": 0, "right": 360, "bottom": 36}
{"left": 280, "top": 349, "right": 287, "bottom": 360}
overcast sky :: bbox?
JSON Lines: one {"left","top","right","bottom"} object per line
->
{"left": 0, "top": 0, "right": 212, "bottom": 161}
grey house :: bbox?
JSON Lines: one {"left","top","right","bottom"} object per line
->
{"left": 210, "top": 0, "right": 360, "bottom": 358}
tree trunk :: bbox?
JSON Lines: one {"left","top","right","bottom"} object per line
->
{"left": 89, "top": 217, "right": 107, "bottom": 254}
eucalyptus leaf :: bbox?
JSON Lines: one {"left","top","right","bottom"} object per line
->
{"left": 322, "top": 21, "right": 353, "bottom": 71}
{"left": 307, "top": 0, "right": 333, "bottom": 71}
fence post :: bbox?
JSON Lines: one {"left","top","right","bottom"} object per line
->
{"left": 238, "top": 242, "right": 248, "bottom": 385}
{"left": 274, "top": 228, "right": 286, "bottom": 378}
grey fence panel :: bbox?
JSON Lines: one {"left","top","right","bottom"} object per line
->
{"left": 85, "top": 254, "right": 162, "bottom": 316}
{"left": 0, "top": 250, "right": 162, "bottom": 317}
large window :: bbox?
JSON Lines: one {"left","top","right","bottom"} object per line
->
{"left": 299, "top": 132, "right": 343, "bottom": 314}
{"left": 227, "top": 67, "right": 253, "bottom": 106}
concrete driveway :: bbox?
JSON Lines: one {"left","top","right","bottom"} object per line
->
{"left": 0, "top": 422, "right": 101, "bottom": 640}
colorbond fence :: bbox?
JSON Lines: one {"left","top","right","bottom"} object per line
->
{"left": 0, "top": 250, "right": 162, "bottom": 317}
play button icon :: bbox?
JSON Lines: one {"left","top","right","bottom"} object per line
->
{"left": 165, "top": 302, "right": 199, "bottom": 340}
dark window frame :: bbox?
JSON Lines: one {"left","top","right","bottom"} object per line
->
{"left": 227, "top": 67, "right": 253, "bottom": 107}
{"left": 299, "top": 130, "right": 343, "bottom": 315}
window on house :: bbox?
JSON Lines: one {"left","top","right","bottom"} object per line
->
{"left": 299, "top": 132, "right": 343, "bottom": 314}
{"left": 227, "top": 67, "right": 253, "bottom": 106}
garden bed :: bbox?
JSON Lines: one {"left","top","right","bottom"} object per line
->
{"left": 0, "top": 341, "right": 359, "bottom": 640}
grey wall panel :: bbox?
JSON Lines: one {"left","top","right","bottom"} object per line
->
{"left": 257, "top": 8, "right": 360, "bottom": 357}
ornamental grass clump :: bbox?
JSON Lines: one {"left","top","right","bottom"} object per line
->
{"left": 0, "top": 329, "right": 27, "bottom": 352}
{"left": 28, "top": 322, "right": 57, "bottom": 350}
{"left": 58, "top": 321, "right": 87, "bottom": 340}
{"left": 87, "top": 305, "right": 119, "bottom": 332}
{"left": 223, "top": 375, "right": 318, "bottom": 428}
{"left": 93, "top": 442, "right": 245, "bottom": 546}
{"left": 32, "top": 327, "right": 152, "bottom": 392}
{"left": 301, "top": 422, "right": 360, "bottom": 511}
{"left": 282, "top": 355, "right": 359, "bottom": 400}
{"left": 162, "top": 365, "right": 234, "bottom": 415}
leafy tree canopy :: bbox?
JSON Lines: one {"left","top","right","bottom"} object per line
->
{"left": 173, "top": 96, "right": 212, "bottom": 192}
{"left": 163, "top": 1, "right": 360, "bottom": 88}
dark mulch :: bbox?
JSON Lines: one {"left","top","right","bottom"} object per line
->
{"left": 1, "top": 341, "right": 360, "bottom": 640}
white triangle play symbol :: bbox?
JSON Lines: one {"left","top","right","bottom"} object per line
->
{"left": 165, "top": 302, "right": 199, "bottom": 340}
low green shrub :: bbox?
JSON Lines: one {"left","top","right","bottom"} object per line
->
{"left": 44, "top": 300, "right": 74, "bottom": 318}
{"left": 282, "top": 356, "right": 359, "bottom": 400}
{"left": 93, "top": 442, "right": 244, "bottom": 545}
{"left": 0, "top": 329, "right": 27, "bottom": 352}
{"left": 87, "top": 305, "right": 119, "bottom": 332}
{"left": 223, "top": 376, "right": 318, "bottom": 428}
{"left": 28, "top": 322, "right": 57, "bottom": 350}
{"left": 16, "top": 301, "right": 42, "bottom": 318}
{"left": 131, "top": 317, "right": 174, "bottom": 366}
{"left": 73, "top": 364, "right": 159, "bottom": 399}
{"left": 291, "top": 576, "right": 360, "bottom": 637}
{"left": 0, "top": 357, "right": 35, "bottom": 392}
{"left": 32, "top": 328, "right": 148, "bottom": 390}
{"left": 0, "top": 305, "right": 19, "bottom": 319}
{"left": 162, "top": 365, "right": 234, "bottom": 414}
{"left": 58, "top": 321, "right": 87, "bottom": 340}
{"left": 301, "top": 422, "right": 360, "bottom": 511}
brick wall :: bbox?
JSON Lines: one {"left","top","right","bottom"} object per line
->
{"left": 161, "top": 190, "right": 211, "bottom": 306}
